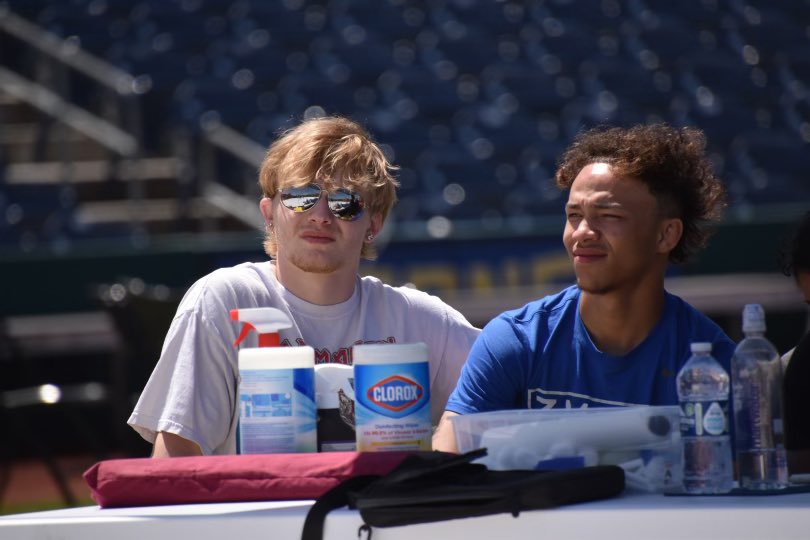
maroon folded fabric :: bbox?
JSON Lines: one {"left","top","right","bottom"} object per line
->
{"left": 84, "top": 451, "right": 413, "bottom": 508}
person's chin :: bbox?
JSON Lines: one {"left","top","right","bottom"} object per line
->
{"left": 291, "top": 255, "right": 341, "bottom": 274}
{"left": 300, "top": 264, "right": 338, "bottom": 274}
{"left": 575, "top": 277, "right": 613, "bottom": 295}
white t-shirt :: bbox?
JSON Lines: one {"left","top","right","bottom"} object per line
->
{"left": 127, "top": 261, "right": 480, "bottom": 454}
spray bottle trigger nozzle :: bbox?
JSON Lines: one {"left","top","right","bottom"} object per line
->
{"left": 234, "top": 323, "right": 255, "bottom": 347}
{"left": 230, "top": 307, "right": 290, "bottom": 348}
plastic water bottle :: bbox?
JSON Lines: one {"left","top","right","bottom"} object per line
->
{"left": 677, "top": 342, "right": 734, "bottom": 494}
{"left": 731, "top": 304, "right": 789, "bottom": 490}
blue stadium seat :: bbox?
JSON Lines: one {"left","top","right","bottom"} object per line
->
{"left": 348, "top": 3, "right": 424, "bottom": 41}
{"left": 327, "top": 36, "right": 396, "bottom": 85}
{"left": 645, "top": 1, "right": 723, "bottom": 24}
{"left": 436, "top": 33, "right": 504, "bottom": 76}
{"left": 632, "top": 17, "right": 716, "bottom": 71}
{"left": 590, "top": 58, "right": 672, "bottom": 114}
{"left": 533, "top": 0, "right": 624, "bottom": 29}
{"left": 497, "top": 70, "right": 572, "bottom": 115}
{"left": 534, "top": 19, "right": 603, "bottom": 74}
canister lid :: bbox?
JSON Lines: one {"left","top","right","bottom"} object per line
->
{"left": 352, "top": 342, "right": 428, "bottom": 365}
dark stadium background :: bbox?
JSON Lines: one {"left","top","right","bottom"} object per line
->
{"left": 0, "top": 0, "right": 808, "bottom": 510}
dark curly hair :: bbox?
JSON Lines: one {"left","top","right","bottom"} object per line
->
{"left": 555, "top": 124, "right": 726, "bottom": 264}
{"left": 780, "top": 211, "right": 810, "bottom": 278}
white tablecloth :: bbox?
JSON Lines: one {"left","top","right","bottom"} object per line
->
{"left": 1, "top": 492, "right": 808, "bottom": 540}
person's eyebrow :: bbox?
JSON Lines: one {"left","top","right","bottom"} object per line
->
{"left": 593, "top": 201, "right": 623, "bottom": 209}
{"left": 565, "top": 200, "right": 623, "bottom": 210}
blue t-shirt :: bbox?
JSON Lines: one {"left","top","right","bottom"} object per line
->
{"left": 446, "top": 285, "right": 736, "bottom": 413}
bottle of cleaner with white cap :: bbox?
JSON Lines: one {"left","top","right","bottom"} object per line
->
{"left": 231, "top": 308, "right": 316, "bottom": 454}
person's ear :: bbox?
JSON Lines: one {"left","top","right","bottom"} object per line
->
{"left": 259, "top": 197, "right": 273, "bottom": 228}
{"left": 657, "top": 218, "right": 683, "bottom": 254}
{"left": 366, "top": 213, "right": 383, "bottom": 242}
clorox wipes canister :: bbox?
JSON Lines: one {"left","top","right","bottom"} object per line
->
{"left": 353, "top": 342, "right": 432, "bottom": 452}
{"left": 231, "top": 308, "right": 316, "bottom": 454}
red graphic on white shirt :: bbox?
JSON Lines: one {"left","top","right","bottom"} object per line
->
{"left": 279, "top": 336, "right": 397, "bottom": 365}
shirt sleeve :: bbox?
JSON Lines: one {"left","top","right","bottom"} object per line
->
{"left": 445, "top": 313, "right": 529, "bottom": 414}
{"left": 427, "top": 304, "right": 481, "bottom": 424}
{"left": 127, "top": 287, "right": 237, "bottom": 455}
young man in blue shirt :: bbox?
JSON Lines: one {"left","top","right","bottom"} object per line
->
{"left": 434, "top": 124, "right": 735, "bottom": 452}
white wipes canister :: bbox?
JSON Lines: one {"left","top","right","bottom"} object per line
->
{"left": 238, "top": 346, "right": 317, "bottom": 454}
{"left": 353, "top": 343, "right": 432, "bottom": 452}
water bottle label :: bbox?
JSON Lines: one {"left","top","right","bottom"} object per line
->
{"left": 702, "top": 402, "right": 727, "bottom": 435}
{"left": 680, "top": 400, "right": 729, "bottom": 437}
{"left": 238, "top": 367, "right": 317, "bottom": 454}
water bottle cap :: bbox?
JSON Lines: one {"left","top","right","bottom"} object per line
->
{"left": 742, "top": 303, "right": 766, "bottom": 333}
{"left": 690, "top": 342, "right": 712, "bottom": 353}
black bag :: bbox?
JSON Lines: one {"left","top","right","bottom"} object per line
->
{"left": 302, "top": 448, "right": 625, "bottom": 540}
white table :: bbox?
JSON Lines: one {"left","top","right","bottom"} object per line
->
{"left": 1, "top": 492, "right": 808, "bottom": 540}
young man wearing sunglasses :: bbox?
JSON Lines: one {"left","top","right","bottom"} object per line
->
{"left": 128, "top": 116, "right": 480, "bottom": 457}
{"left": 433, "top": 123, "right": 736, "bottom": 452}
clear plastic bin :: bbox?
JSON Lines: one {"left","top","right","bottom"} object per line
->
{"left": 449, "top": 406, "right": 683, "bottom": 493}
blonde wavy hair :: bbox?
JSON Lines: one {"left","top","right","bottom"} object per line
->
{"left": 259, "top": 116, "right": 399, "bottom": 260}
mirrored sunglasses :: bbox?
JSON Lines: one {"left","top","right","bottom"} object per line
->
{"left": 279, "top": 183, "right": 365, "bottom": 222}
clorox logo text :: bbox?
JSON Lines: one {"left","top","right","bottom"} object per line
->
{"left": 367, "top": 375, "right": 423, "bottom": 412}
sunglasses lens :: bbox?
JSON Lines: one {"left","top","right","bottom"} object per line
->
{"left": 279, "top": 184, "right": 364, "bottom": 221}
{"left": 280, "top": 185, "right": 321, "bottom": 212}
{"left": 328, "top": 189, "right": 364, "bottom": 221}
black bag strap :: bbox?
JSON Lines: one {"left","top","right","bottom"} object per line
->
{"left": 372, "top": 448, "right": 487, "bottom": 484}
{"left": 301, "top": 450, "right": 482, "bottom": 540}
{"left": 301, "top": 475, "right": 379, "bottom": 540}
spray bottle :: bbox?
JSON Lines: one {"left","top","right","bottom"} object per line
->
{"left": 231, "top": 308, "right": 316, "bottom": 454}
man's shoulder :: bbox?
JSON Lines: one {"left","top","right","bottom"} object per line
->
{"left": 206, "top": 260, "right": 269, "bottom": 278}
{"left": 180, "top": 261, "right": 275, "bottom": 310}
{"left": 357, "top": 275, "right": 472, "bottom": 321}
{"left": 664, "top": 290, "right": 725, "bottom": 331}
{"left": 478, "top": 285, "right": 579, "bottom": 344}
{"left": 663, "top": 290, "right": 736, "bottom": 359}
{"left": 197, "top": 261, "right": 272, "bottom": 289}
{"left": 503, "top": 284, "right": 580, "bottom": 323}
{"left": 359, "top": 275, "right": 444, "bottom": 306}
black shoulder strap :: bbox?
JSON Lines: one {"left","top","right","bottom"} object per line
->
{"left": 372, "top": 448, "right": 487, "bottom": 485}
{"left": 301, "top": 451, "right": 476, "bottom": 540}
{"left": 301, "top": 475, "right": 379, "bottom": 540}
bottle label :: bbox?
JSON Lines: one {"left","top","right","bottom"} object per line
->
{"left": 238, "top": 367, "right": 317, "bottom": 454}
{"left": 354, "top": 361, "right": 431, "bottom": 452}
{"left": 680, "top": 400, "right": 729, "bottom": 437}
{"left": 732, "top": 359, "right": 783, "bottom": 450}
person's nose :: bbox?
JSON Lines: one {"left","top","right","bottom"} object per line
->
{"left": 572, "top": 216, "right": 598, "bottom": 242}
{"left": 307, "top": 193, "right": 333, "bottom": 223}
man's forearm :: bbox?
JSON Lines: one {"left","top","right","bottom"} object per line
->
{"left": 153, "top": 431, "right": 203, "bottom": 457}
{"left": 432, "top": 411, "right": 460, "bottom": 453}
